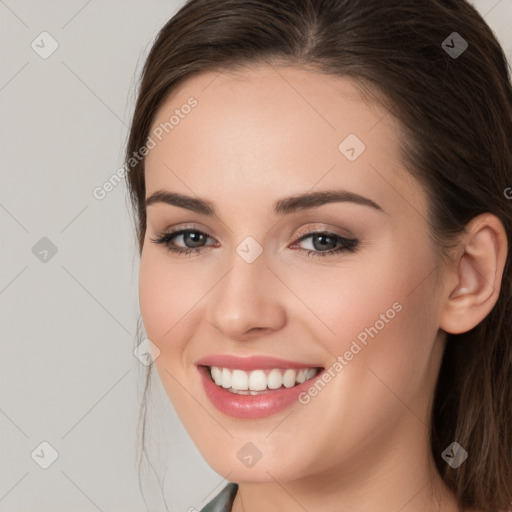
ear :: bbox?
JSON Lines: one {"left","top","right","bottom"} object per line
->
{"left": 440, "top": 213, "right": 508, "bottom": 335}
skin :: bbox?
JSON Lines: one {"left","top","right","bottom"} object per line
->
{"left": 139, "top": 63, "right": 507, "bottom": 512}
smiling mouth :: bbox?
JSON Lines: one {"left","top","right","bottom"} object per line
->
{"left": 202, "top": 365, "right": 324, "bottom": 395}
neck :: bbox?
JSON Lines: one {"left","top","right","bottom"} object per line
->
{"left": 230, "top": 421, "right": 464, "bottom": 512}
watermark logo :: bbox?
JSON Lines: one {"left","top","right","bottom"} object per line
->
{"left": 133, "top": 338, "right": 160, "bottom": 366}
{"left": 31, "top": 441, "right": 59, "bottom": 469}
{"left": 339, "top": 133, "right": 366, "bottom": 161}
{"left": 237, "top": 442, "right": 262, "bottom": 468}
{"left": 32, "top": 237, "right": 58, "bottom": 263}
{"left": 31, "top": 31, "right": 59, "bottom": 59}
{"left": 441, "top": 32, "right": 468, "bottom": 59}
{"left": 236, "top": 236, "right": 263, "bottom": 263}
{"left": 442, "top": 442, "right": 468, "bottom": 469}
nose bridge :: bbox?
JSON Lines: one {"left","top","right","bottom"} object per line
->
{"left": 207, "top": 239, "right": 286, "bottom": 338}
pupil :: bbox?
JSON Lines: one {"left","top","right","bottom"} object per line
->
{"left": 186, "top": 231, "right": 204, "bottom": 248}
{"left": 313, "top": 234, "right": 335, "bottom": 251}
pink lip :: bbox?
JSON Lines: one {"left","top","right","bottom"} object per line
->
{"left": 195, "top": 354, "right": 322, "bottom": 371}
{"left": 196, "top": 364, "right": 325, "bottom": 419}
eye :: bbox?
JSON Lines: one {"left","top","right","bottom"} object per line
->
{"left": 150, "top": 227, "right": 216, "bottom": 257}
{"left": 150, "top": 227, "right": 359, "bottom": 258}
{"left": 291, "top": 228, "right": 359, "bottom": 258}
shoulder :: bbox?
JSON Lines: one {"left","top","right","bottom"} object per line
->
{"left": 199, "top": 482, "right": 238, "bottom": 512}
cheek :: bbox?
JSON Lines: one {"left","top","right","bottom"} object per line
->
{"left": 138, "top": 249, "right": 201, "bottom": 405}
{"left": 139, "top": 251, "right": 170, "bottom": 340}
{"left": 318, "top": 244, "right": 440, "bottom": 411}
{"left": 138, "top": 248, "right": 202, "bottom": 347}
{"left": 304, "top": 235, "right": 436, "bottom": 357}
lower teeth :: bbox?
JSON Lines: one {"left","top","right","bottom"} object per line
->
{"left": 227, "top": 387, "right": 284, "bottom": 395}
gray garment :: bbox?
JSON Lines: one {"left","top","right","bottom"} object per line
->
{"left": 199, "top": 482, "right": 238, "bottom": 512}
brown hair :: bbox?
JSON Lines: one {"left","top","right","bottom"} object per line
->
{"left": 125, "top": 0, "right": 512, "bottom": 509}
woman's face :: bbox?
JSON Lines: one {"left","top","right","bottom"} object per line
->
{"left": 139, "top": 64, "right": 449, "bottom": 484}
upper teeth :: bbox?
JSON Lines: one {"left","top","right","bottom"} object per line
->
{"left": 209, "top": 366, "right": 319, "bottom": 391}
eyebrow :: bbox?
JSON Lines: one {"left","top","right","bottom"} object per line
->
{"left": 145, "top": 189, "right": 386, "bottom": 215}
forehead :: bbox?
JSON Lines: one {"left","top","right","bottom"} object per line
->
{"left": 144, "top": 64, "right": 425, "bottom": 219}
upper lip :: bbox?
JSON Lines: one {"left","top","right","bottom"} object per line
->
{"left": 195, "top": 354, "right": 323, "bottom": 371}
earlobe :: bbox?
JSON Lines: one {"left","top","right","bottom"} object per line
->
{"left": 440, "top": 213, "right": 508, "bottom": 335}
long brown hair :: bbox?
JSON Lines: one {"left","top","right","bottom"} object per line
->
{"left": 125, "top": 1, "right": 512, "bottom": 509}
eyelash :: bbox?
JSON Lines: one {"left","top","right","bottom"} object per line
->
{"left": 150, "top": 226, "right": 359, "bottom": 259}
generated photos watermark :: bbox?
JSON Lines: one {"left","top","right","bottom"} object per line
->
{"left": 92, "top": 96, "right": 198, "bottom": 201}
{"left": 298, "top": 301, "right": 403, "bottom": 405}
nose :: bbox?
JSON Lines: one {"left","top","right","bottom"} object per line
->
{"left": 206, "top": 248, "right": 287, "bottom": 340}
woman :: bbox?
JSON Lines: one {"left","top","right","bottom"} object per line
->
{"left": 125, "top": 0, "right": 512, "bottom": 510}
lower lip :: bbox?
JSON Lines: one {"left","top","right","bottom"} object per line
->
{"left": 197, "top": 365, "right": 324, "bottom": 419}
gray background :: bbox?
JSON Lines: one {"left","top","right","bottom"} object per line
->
{"left": 1, "top": 1, "right": 511, "bottom": 511}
